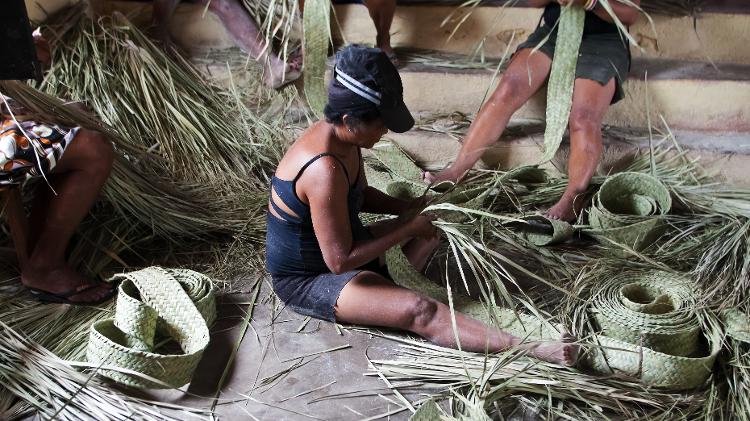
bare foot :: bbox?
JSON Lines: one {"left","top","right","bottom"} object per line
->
{"left": 265, "top": 54, "right": 303, "bottom": 89}
{"left": 377, "top": 43, "right": 400, "bottom": 67}
{"left": 422, "top": 167, "right": 462, "bottom": 186}
{"left": 527, "top": 332, "right": 579, "bottom": 366}
{"left": 546, "top": 192, "right": 586, "bottom": 223}
{"left": 22, "top": 263, "right": 114, "bottom": 304}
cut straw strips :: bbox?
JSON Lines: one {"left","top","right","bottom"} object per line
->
{"left": 0, "top": 321, "right": 211, "bottom": 421}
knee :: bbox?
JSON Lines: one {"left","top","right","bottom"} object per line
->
{"left": 405, "top": 295, "right": 439, "bottom": 331}
{"left": 206, "top": 0, "right": 231, "bottom": 14}
{"left": 490, "top": 77, "right": 525, "bottom": 109}
{"left": 568, "top": 107, "right": 601, "bottom": 135}
{"left": 77, "top": 130, "right": 114, "bottom": 175}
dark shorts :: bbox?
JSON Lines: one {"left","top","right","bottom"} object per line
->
{"left": 271, "top": 259, "right": 391, "bottom": 322}
{"left": 516, "top": 24, "right": 630, "bottom": 104}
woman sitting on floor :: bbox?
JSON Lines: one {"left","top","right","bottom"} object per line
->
{"left": 1, "top": 31, "right": 115, "bottom": 304}
{"left": 424, "top": 0, "right": 640, "bottom": 221}
{"left": 265, "top": 45, "right": 577, "bottom": 365}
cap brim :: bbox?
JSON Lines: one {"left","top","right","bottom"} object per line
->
{"left": 379, "top": 100, "right": 414, "bottom": 133}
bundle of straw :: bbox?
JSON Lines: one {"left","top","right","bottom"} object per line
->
{"left": 0, "top": 320, "right": 211, "bottom": 421}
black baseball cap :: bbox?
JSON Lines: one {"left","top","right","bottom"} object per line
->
{"left": 327, "top": 45, "right": 414, "bottom": 133}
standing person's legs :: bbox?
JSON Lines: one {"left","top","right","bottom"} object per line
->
{"left": 197, "top": 0, "right": 301, "bottom": 88}
{"left": 546, "top": 78, "right": 614, "bottom": 222}
{"left": 423, "top": 49, "right": 552, "bottom": 185}
{"left": 335, "top": 272, "right": 577, "bottom": 365}
{"left": 21, "top": 129, "right": 115, "bottom": 303}
{"left": 363, "top": 0, "right": 397, "bottom": 64}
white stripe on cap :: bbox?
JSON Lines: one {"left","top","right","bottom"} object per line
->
{"left": 334, "top": 67, "right": 381, "bottom": 106}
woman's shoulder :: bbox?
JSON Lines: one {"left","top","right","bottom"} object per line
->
{"left": 275, "top": 124, "right": 335, "bottom": 179}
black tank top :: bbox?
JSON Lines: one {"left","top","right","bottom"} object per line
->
{"left": 543, "top": 3, "right": 618, "bottom": 35}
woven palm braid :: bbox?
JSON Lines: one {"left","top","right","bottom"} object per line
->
{"left": 385, "top": 247, "right": 560, "bottom": 341}
{"left": 513, "top": 215, "right": 574, "bottom": 246}
{"left": 587, "top": 172, "right": 672, "bottom": 250}
{"left": 585, "top": 271, "right": 720, "bottom": 390}
{"left": 87, "top": 267, "right": 216, "bottom": 388}
{"left": 722, "top": 309, "right": 750, "bottom": 344}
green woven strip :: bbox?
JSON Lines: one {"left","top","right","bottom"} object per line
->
{"left": 540, "top": 6, "right": 585, "bottom": 163}
{"left": 584, "top": 271, "right": 720, "bottom": 390}
{"left": 409, "top": 400, "right": 442, "bottom": 421}
{"left": 303, "top": 0, "right": 330, "bottom": 117}
{"left": 371, "top": 141, "right": 425, "bottom": 185}
{"left": 722, "top": 309, "right": 750, "bottom": 344}
{"left": 586, "top": 172, "right": 672, "bottom": 250}
{"left": 510, "top": 215, "right": 575, "bottom": 246}
{"left": 385, "top": 247, "right": 559, "bottom": 341}
{"left": 87, "top": 267, "right": 216, "bottom": 388}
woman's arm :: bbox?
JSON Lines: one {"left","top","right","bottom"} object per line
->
{"left": 303, "top": 157, "right": 436, "bottom": 274}
{"left": 362, "top": 186, "right": 413, "bottom": 215}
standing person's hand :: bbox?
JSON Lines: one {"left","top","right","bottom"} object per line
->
{"left": 405, "top": 213, "right": 439, "bottom": 240}
{"left": 32, "top": 28, "right": 51, "bottom": 69}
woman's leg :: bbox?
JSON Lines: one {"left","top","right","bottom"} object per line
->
{"left": 198, "top": 0, "right": 301, "bottom": 88}
{"left": 546, "top": 78, "right": 615, "bottom": 222}
{"left": 335, "top": 272, "right": 578, "bottom": 365}
{"left": 21, "top": 129, "right": 115, "bottom": 302}
{"left": 424, "top": 49, "right": 553, "bottom": 185}
{"left": 364, "top": 0, "right": 397, "bottom": 62}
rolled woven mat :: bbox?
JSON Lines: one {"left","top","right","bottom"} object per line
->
{"left": 385, "top": 247, "right": 559, "bottom": 341}
{"left": 508, "top": 215, "right": 574, "bottom": 246}
{"left": 586, "top": 172, "right": 672, "bottom": 251}
{"left": 584, "top": 271, "right": 720, "bottom": 390}
{"left": 87, "top": 267, "right": 216, "bottom": 388}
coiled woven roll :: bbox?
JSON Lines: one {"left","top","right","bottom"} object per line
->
{"left": 87, "top": 267, "right": 216, "bottom": 388}
{"left": 585, "top": 271, "right": 720, "bottom": 390}
{"left": 511, "top": 215, "right": 574, "bottom": 246}
{"left": 587, "top": 172, "right": 672, "bottom": 250}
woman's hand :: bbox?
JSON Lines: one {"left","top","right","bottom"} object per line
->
{"left": 405, "top": 213, "right": 439, "bottom": 240}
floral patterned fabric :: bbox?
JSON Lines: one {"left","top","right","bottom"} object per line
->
{"left": 1, "top": 96, "right": 79, "bottom": 189}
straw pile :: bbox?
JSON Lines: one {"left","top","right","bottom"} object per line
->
{"left": 363, "top": 133, "right": 750, "bottom": 418}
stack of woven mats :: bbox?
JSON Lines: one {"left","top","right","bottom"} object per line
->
{"left": 87, "top": 267, "right": 217, "bottom": 388}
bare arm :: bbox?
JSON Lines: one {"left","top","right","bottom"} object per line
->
{"left": 303, "top": 157, "right": 435, "bottom": 274}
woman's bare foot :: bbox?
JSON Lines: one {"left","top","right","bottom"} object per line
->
{"left": 546, "top": 192, "right": 586, "bottom": 223}
{"left": 21, "top": 263, "right": 114, "bottom": 304}
{"left": 422, "top": 166, "right": 463, "bottom": 186}
{"left": 265, "top": 52, "right": 303, "bottom": 89}
{"left": 525, "top": 332, "right": 579, "bottom": 366}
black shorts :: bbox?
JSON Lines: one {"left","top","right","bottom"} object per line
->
{"left": 271, "top": 259, "right": 391, "bottom": 322}
{"left": 516, "top": 24, "right": 631, "bottom": 104}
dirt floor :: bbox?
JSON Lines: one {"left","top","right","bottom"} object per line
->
{"left": 120, "top": 283, "right": 420, "bottom": 421}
